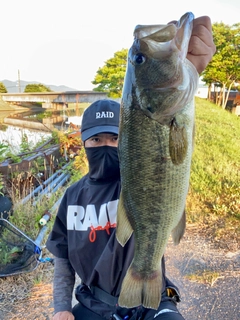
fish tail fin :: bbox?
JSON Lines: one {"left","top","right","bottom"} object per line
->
{"left": 142, "top": 273, "right": 162, "bottom": 309}
{"left": 172, "top": 209, "right": 186, "bottom": 245}
{"left": 116, "top": 192, "right": 133, "bottom": 246}
{"left": 118, "top": 264, "right": 162, "bottom": 310}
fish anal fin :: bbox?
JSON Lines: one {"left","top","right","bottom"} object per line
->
{"left": 116, "top": 192, "right": 133, "bottom": 247}
{"left": 171, "top": 209, "right": 186, "bottom": 245}
{"left": 118, "top": 264, "right": 162, "bottom": 310}
{"left": 169, "top": 117, "right": 188, "bottom": 165}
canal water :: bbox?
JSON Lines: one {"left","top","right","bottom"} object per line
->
{"left": 0, "top": 126, "right": 52, "bottom": 154}
{"left": 0, "top": 105, "right": 85, "bottom": 154}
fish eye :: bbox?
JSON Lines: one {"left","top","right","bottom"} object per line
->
{"left": 135, "top": 53, "right": 146, "bottom": 65}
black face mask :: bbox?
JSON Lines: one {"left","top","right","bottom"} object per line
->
{"left": 85, "top": 146, "right": 120, "bottom": 181}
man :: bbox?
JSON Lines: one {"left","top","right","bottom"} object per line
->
{"left": 46, "top": 16, "right": 216, "bottom": 320}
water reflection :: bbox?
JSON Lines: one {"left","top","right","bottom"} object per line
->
{"left": 5, "top": 108, "right": 84, "bottom": 130}
{"left": 0, "top": 106, "right": 85, "bottom": 153}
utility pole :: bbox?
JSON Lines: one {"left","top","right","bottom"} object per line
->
{"left": 18, "top": 69, "right": 21, "bottom": 93}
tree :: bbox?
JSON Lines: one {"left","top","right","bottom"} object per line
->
{"left": 92, "top": 49, "right": 128, "bottom": 98}
{"left": 202, "top": 22, "right": 240, "bottom": 109}
{"left": 0, "top": 82, "right": 7, "bottom": 93}
{"left": 24, "top": 83, "right": 52, "bottom": 93}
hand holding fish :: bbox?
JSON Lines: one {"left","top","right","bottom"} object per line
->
{"left": 187, "top": 16, "right": 216, "bottom": 73}
{"left": 53, "top": 311, "right": 74, "bottom": 320}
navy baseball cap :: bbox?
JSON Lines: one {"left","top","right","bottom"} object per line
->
{"left": 81, "top": 99, "right": 120, "bottom": 141}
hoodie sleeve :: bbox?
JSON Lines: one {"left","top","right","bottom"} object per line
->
{"left": 46, "top": 192, "right": 69, "bottom": 259}
{"left": 53, "top": 256, "right": 76, "bottom": 314}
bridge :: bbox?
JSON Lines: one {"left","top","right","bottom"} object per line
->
{"left": 0, "top": 91, "right": 110, "bottom": 109}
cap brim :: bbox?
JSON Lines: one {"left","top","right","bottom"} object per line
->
{"left": 81, "top": 125, "right": 119, "bottom": 141}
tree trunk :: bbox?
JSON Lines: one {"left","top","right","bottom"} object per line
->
{"left": 207, "top": 84, "right": 212, "bottom": 100}
{"left": 214, "top": 84, "right": 218, "bottom": 104}
{"left": 223, "top": 81, "right": 235, "bottom": 109}
{"left": 222, "top": 84, "right": 226, "bottom": 108}
{"left": 217, "top": 87, "right": 223, "bottom": 106}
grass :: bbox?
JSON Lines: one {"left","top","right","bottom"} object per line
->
{"left": 186, "top": 97, "right": 240, "bottom": 244}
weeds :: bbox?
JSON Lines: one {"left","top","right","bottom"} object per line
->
{"left": 0, "top": 142, "right": 9, "bottom": 162}
{"left": 0, "top": 123, "right": 7, "bottom": 131}
{"left": 19, "top": 133, "right": 32, "bottom": 153}
{"left": 186, "top": 270, "right": 221, "bottom": 286}
{"left": 5, "top": 155, "right": 86, "bottom": 240}
{"left": 9, "top": 191, "right": 62, "bottom": 240}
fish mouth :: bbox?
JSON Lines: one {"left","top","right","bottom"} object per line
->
{"left": 133, "top": 12, "right": 194, "bottom": 60}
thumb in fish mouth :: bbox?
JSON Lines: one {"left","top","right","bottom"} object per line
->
{"left": 134, "top": 23, "right": 177, "bottom": 56}
{"left": 168, "top": 20, "right": 177, "bottom": 25}
{"left": 173, "top": 12, "right": 194, "bottom": 54}
{"left": 134, "top": 23, "right": 177, "bottom": 42}
{"left": 148, "top": 12, "right": 194, "bottom": 57}
{"left": 134, "top": 32, "right": 177, "bottom": 60}
{"left": 133, "top": 12, "right": 194, "bottom": 59}
{"left": 168, "top": 11, "right": 194, "bottom": 28}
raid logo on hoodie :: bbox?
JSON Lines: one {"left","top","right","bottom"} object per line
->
{"left": 66, "top": 200, "right": 118, "bottom": 242}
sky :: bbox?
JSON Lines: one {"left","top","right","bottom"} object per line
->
{"left": 0, "top": 0, "right": 239, "bottom": 91}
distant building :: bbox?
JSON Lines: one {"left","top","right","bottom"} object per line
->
{"left": 195, "top": 83, "right": 208, "bottom": 99}
{"left": 195, "top": 82, "right": 240, "bottom": 116}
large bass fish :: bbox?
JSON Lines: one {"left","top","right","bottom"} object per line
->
{"left": 116, "top": 12, "right": 199, "bottom": 309}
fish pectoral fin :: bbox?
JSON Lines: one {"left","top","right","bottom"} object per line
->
{"left": 116, "top": 192, "right": 133, "bottom": 247}
{"left": 171, "top": 209, "right": 186, "bottom": 245}
{"left": 169, "top": 117, "right": 188, "bottom": 165}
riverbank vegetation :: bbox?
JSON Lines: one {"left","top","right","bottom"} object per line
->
{"left": 0, "top": 125, "right": 86, "bottom": 239}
